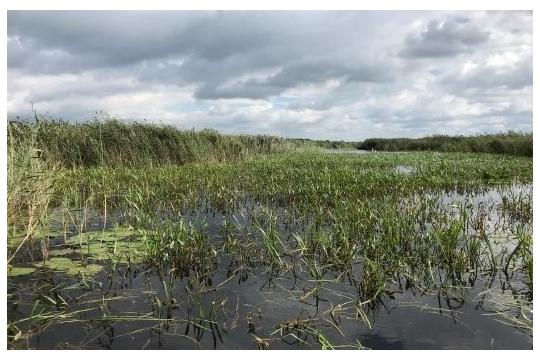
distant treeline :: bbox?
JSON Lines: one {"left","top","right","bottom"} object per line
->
{"left": 8, "top": 120, "right": 291, "bottom": 168}
{"left": 357, "top": 133, "right": 532, "bottom": 157}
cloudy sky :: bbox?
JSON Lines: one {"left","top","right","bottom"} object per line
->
{"left": 7, "top": 10, "right": 532, "bottom": 140}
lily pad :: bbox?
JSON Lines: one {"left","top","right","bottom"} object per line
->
{"left": 48, "top": 248, "right": 78, "bottom": 256}
{"left": 84, "top": 242, "right": 113, "bottom": 261}
{"left": 110, "top": 242, "right": 147, "bottom": 264}
{"left": 66, "top": 228, "right": 146, "bottom": 264}
{"left": 82, "top": 240, "right": 145, "bottom": 262}
{"left": 34, "top": 257, "right": 104, "bottom": 276}
{"left": 7, "top": 235, "right": 26, "bottom": 249}
{"left": 35, "top": 257, "right": 77, "bottom": 271}
{"left": 8, "top": 228, "right": 70, "bottom": 249}
{"left": 69, "top": 263, "right": 104, "bottom": 276}
{"left": 8, "top": 266, "right": 36, "bottom": 277}
{"left": 66, "top": 227, "right": 135, "bottom": 245}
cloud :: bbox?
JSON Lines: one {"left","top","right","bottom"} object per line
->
{"left": 195, "top": 59, "right": 394, "bottom": 100}
{"left": 7, "top": 10, "right": 533, "bottom": 140}
{"left": 447, "top": 53, "right": 532, "bottom": 92}
{"left": 399, "top": 17, "right": 490, "bottom": 58}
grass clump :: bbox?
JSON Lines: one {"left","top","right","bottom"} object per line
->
{"left": 133, "top": 211, "right": 216, "bottom": 275}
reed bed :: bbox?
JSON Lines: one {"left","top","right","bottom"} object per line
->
{"left": 8, "top": 119, "right": 291, "bottom": 168}
{"left": 6, "top": 121, "right": 533, "bottom": 349}
{"left": 358, "top": 132, "right": 533, "bottom": 157}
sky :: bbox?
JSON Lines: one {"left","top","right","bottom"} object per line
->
{"left": 7, "top": 10, "right": 533, "bottom": 140}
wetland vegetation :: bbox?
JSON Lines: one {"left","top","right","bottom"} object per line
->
{"left": 7, "top": 120, "right": 533, "bottom": 349}
{"left": 357, "top": 132, "right": 533, "bottom": 157}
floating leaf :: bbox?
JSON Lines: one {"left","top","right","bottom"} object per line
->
{"left": 66, "top": 227, "right": 135, "bottom": 245}
{"left": 35, "top": 257, "right": 104, "bottom": 276}
{"left": 8, "top": 266, "right": 36, "bottom": 277}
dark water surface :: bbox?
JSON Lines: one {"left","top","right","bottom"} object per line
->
{"left": 7, "top": 184, "right": 533, "bottom": 350}
{"left": 8, "top": 262, "right": 532, "bottom": 349}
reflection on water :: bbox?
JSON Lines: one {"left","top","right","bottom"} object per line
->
{"left": 7, "top": 184, "right": 533, "bottom": 350}
{"left": 8, "top": 262, "right": 532, "bottom": 349}
{"left": 394, "top": 165, "right": 415, "bottom": 175}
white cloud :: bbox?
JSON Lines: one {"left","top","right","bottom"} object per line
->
{"left": 7, "top": 10, "right": 532, "bottom": 140}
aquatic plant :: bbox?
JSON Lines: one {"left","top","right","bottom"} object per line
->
{"left": 6, "top": 128, "right": 533, "bottom": 349}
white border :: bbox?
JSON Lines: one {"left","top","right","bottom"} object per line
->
{"left": 1, "top": 1, "right": 538, "bottom": 10}
{"left": 1, "top": 1, "right": 537, "bottom": 359}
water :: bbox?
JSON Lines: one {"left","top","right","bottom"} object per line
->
{"left": 8, "top": 261, "right": 531, "bottom": 349}
{"left": 7, "top": 184, "right": 533, "bottom": 349}
{"left": 394, "top": 165, "right": 415, "bottom": 175}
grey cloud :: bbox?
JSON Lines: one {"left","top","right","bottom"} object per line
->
{"left": 7, "top": 11, "right": 533, "bottom": 140}
{"left": 7, "top": 11, "right": 351, "bottom": 71}
{"left": 399, "top": 17, "right": 490, "bottom": 58}
{"left": 7, "top": 37, "right": 107, "bottom": 74}
{"left": 8, "top": 11, "right": 402, "bottom": 101}
{"left": 196, "top": 80, "right": 282, "bottom": 100}
{"left": 8, "top": 11, "right": 198, "bottom": 67}
{"left": 195, "top": 59, "right": 393, "bottom": 100}
{"left": 270, "top": 60, "right": 391, "bottom": 87}
{"left": 8, "top": 11, "right": 277, "bottom": 75}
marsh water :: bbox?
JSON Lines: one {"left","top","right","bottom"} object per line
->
{"left": 7, "top": 184, "right": 533, "bottom": 350}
